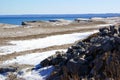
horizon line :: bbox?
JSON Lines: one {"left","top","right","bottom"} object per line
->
{"left": 0, "top": 13, "right": 120, "bottom": 16}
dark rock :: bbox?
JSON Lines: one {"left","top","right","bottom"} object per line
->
{"left": 66, "top": 59, "right": 89, "bottom": 76}
{"left": 93, "top": 58, "right": 104, "bottom": 73}
{"left": 77, "top": 47, "right": 86, "bottom": 55}
{"left": 51, "top": 57, "right": 67, "bottom": 66}
{"left": 109, "top": 25, "right": 118, "bottom": 35}
{"left": 66, "top": 47, "right": 73, "bottom": 54}
{"left": 99, "top": 27, "right": 109, "bottom": 36}
{"left": 41, "top": 26, "right": 120, "bottom": 80}
{"left": 85, "top": 56, "right": 94, "bottom": 62}
{"left": 76, "top": 41, "right": 85, "bottom": 47}
{"left": 101, "top": 37, "right": 115, "bottom": 52}
{"left": 118, "top": 26, "right": 120, "bottom": 34}
{"left": 86, "top": 44, "right": 102, "bottom": 57}
{"left": 90, "top": 36, "right": 103, "bottom": 44}
{"left": 0, "top": 66, "right": 17, "bottom": 74}
{"left": 71, "top": 45, "right": 80, "bottom": 49}
{"left": 40, "top": 51, "right": 67, "bottom": 67}
{"left": 21, "top": 22, "right": 26, "bottom": 25}
{"left": 40, "top": 58, "right": 51, "bottom": 67}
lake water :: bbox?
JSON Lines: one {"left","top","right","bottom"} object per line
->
{"left": 0, "top": 14, "right": 120, "bottom": 25}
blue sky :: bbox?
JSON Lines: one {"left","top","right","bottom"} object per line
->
{"left": 0, "top": 0, "right": 120, "bottom": 14}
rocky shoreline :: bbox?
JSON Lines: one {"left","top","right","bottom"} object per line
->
{"left": 40, "top": 25, "right": 120, "bottom": 80}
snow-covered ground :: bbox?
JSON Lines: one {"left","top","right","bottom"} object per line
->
{"left": 0, "top": 30, "right": 98, "bottom": 55}
{"left": 20, "top": 66, "right": 54, "bottom": 80}
{"left": 3, "top": 49, "right": 66, "bottom": 65}
{"left": 0, "top": 31, "right": 98, "bottom": 80}
{"left": 1, "top": 50, "right": 66, "bottom": 80}
{"left": 97, "top": 24, "right": 113, "bottom": 27}
{"left": 0, "top": 66, "right": 54, "bottom": 80}
{"left": 0, "top": 75, "right": 6, "bottom": 80}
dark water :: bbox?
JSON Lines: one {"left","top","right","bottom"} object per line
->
{"left": 0, "top": 14, "right": 120, "bottom": 25}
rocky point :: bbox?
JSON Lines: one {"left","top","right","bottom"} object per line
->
{"left": 40, "top": 25, "right": 120, "bottom": 80}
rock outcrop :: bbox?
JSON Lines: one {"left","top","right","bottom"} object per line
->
{"left": 40, "top": 25, "right": 120, "bottom": 80}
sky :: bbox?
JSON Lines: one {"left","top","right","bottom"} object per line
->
{"left": 0, "top": 0, "right": 120, "bottom": 15}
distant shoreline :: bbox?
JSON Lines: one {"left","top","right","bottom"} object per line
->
{"left": 0, "top": 14, "right": 120, "bottom": 25}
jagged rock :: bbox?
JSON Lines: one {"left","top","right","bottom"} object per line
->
{"left": 118, "top": 26, "right": 120, "bottom": 34}
{"left": 66, "top": 47, "right": 73, "bottom": 54}
{"left": 40, "top": 51, "right": 66, "bottom": 67}
{"left": 86, "top": 44, "right": 102, "bottom": 57}
{"left": 40, "top": 58, "right": 51, "bottom": 67}
{"left": 109, "top": 25, "right": 118, "bottom": 35}
{"left": 101, "top": 37, "right": 115, "bottom": 52}
{"left": 41, "top": 25, "right": 120, "bottom": 80}
{"left": 51, "top": 56, "right": 67, "bottom": 66}
{"left": 66, "top": 59, "right": 89, "bottom": 76}
{"left": 99, "top": 27, "right": 109, "bottom": 36}
{"left": 90, "top": 36, "right": 103, "bottom": 43}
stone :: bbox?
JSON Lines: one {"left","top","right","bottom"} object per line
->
{"left": 66, "top": 59, "right": 89, "bottom": 76}
{"left": 66, "top": 47, "right": 73, "bottom": 54}
{"left": 118, "top": 26, "right": 120, "bottom": 34}
{"left": 99, "top": 27, "right": 109, "bottom": 36}
{"left": 40, "top": 58, "right": 51, "bottom": 67}
{"left": 109, "top": 25, "right": 118, "bottom": 35}
{"left": 51, "top": 57, "right": 67, "bottom": 66}
{"left": 0, "top": 67, "right": 17, "bottom": 74}
{"left": 101, "top": 37, "right": 114, "bottom": 52}
{"left": 41, "top": 51, "right": 67, "bottom": 67}
{"left": 41, "top": 26, "right": 120, "bottom": 80}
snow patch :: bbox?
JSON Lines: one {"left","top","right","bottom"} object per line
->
{"left": 97, "top": 24, "right": 113, "bottom": 27}
{"left": 0, "top": 31, "right": 98, "bottom": 55}
{"left": 21, "top": 66, "right": 54, "bottom": 80}
{"left": 3, "top": 49, "right": 66, "bottom": 65}
{"left": 0, "top": 75, "right": 6, "bottom": 80}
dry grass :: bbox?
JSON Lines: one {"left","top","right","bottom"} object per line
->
{"left": 0, "top": 43, "right": 73, "bottom": 61}
{"left": 82, "top": 32, "right": 99, "bottom": 42}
